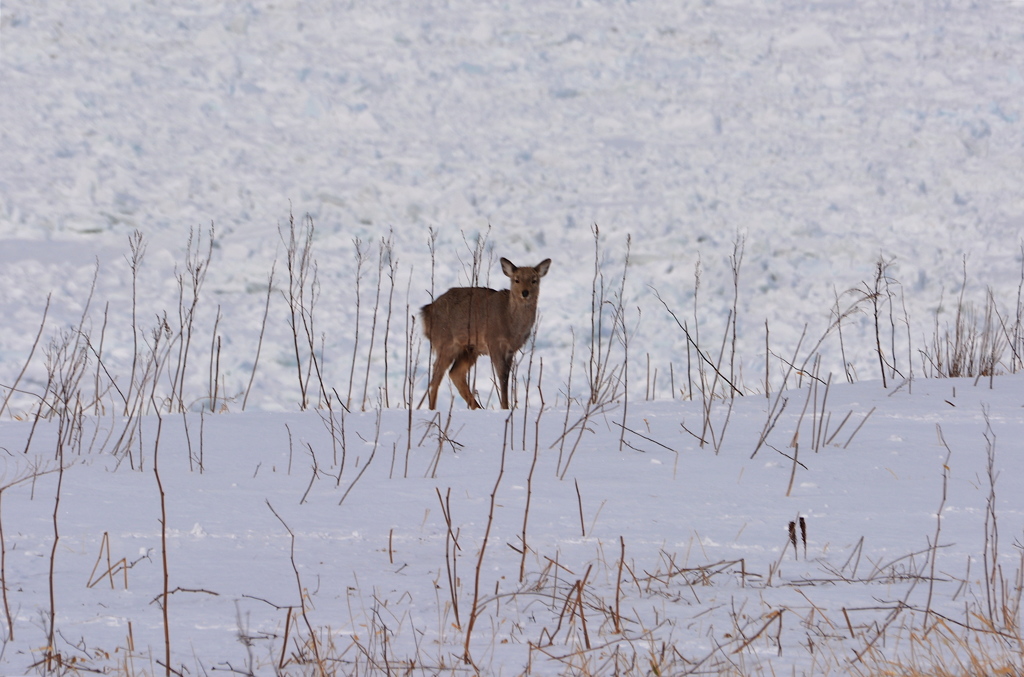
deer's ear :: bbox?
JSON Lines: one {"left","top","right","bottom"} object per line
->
{"left": 500, "top": 258, "right": 516, "bottom": 278}
{"left": 536, "top": 259, "right": 551, "bottom": 277}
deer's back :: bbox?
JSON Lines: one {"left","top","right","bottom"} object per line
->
{"left": 422, "top": 287, "right": 520, "bottom": 354}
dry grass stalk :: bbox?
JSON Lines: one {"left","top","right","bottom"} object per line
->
{"left": 463, "top": 415, "right": 510, "bottom": 666}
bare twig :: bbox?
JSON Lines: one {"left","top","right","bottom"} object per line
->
{"left": 463, "top": 414, "right": 510, "bottom": 666}
{"left": 243, "top": 260, "right": 276, "bottom": 411}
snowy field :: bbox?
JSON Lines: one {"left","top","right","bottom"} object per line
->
{"left": 1, "top": 375, "right": 1022, "bottom": 675}
{"left": 2, "top": 0, "right": 1024, "bottom": 674}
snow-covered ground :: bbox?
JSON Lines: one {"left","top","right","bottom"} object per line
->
{"left": 2, "top": 0, "right": 1024, "bottom": 674}
{"left": 1, "top": 375, "right": 1023, "bottom": 674}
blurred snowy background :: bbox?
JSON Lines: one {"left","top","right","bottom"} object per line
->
{"left": 3, "top": 0, "right": 1024, "bottom": 409}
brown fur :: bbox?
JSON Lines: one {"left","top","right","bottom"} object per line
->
{"left": 422, "top": 257, "right": 551, "bottom": 409}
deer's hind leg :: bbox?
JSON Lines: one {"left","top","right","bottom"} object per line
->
{"left": 427, "top": 347, "right": 455, "bottom": 410}
{"left": 448, "top": 347, "right": 481, "bottom": 409}
{"left": 491, "top": 351, "right": 512, "bottom": 409}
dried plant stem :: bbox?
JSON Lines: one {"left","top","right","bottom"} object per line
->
{"left": 361, "top": 240, "right": 386, "bottom": 410}
{"left": 557, "top": 330, "right": 577, "bottom": 464}
{"left": 751, "top": 327, "right": 806, "bottom": 458}
{"left": 281, "top": 212, "right": 324, "bottom": 410}
{"left": 463, "top": 414, "right": 509, "bottom": 666}
{"left": 243, "top": 261, "right": 276, "bottom": 411}
{"left": 152, "top": 409, "right": 171, "bottom": 676}
{"left": 617, "top": 238, "right": 633, "bottom": 450}
{"left": 926, "top": 425, "right": 954, "bottom": 630}
{"left": 814, "top": 373, "right": 832, "bottom": 452}
{"left": 843, "top": 407, "right": 876, "bottom": 449}
{"left": 519, "top": 382, "right": 543, "bottom": 582}
{"left": 785, "top": 441, "right": 802, "bottom": 499}
{"left": 91, "top": 301, "right": 110, "bottom": 416}
{"left": 586, "top": 224, "right": 628, "bottom": 405}
{"left": 871, "top": 258, "right": 889, "bottom": 388}
{"left": 42, "top": 319, "right": 98, "bottom": 667}
{"left": 46, "top": 441, "right": 65, "bottom": 670}
{"left": 981, "top": 407, "right": 1002, "bottom": 626}
{"left": 278, "top": 607, "right": 292, "bottom": 671}
{"left": 381, "top": 233, "right": 397, "bottom": 407}
{"left": 267, "top": 501, "right": 325, "bottom": 674}
{"left": 0, "top": 293, "right": 50, "bottom": 418}
{"left": 884, "top": 259, "right": 901, "bottom": 381}
{"left": 575, "top": 573, "right": 592, "bottom": 649}
{"left": 170, "top": 225, "right": 214, "bottom": 413}
{"left": 348, "top": 239, "right": 367, "bottom": 409}
{"left": 404, "top": 305, "right": 419, "bottom": 474}
{"left": 575, "top": 479, "right": 586, "bottom": 538}
{"left": 652, "top": 287, "right": 742, "bottom": 397}
{"left": 729, "top": 234, "right": 745, "bottom": 388}
{"left": 436, "top": 487, "right": 461, "bottom": 628}
{"left": 732, "top": 610, "right": 783, "bottom": 655}
{"left": 0, "top": 478, "right": 64, "bottom": 644}
{"left": 125, "top": 230, "right": 147, "bottom": 415}
{"left": 207, "top": 305, "right": 222, "bottom": 412}
{"left": 140, "top": 320, "right": 174, "bottom": 673}
{"left": 338, "top": 404, "right": 381, "bottom": 506}
{"left": 614, "top": 536, "right": 625, "bottom": 634}
{"left": 1, "top": 474, "right": 59, "bottom": 638}
{"left": 520, "top": 330, "right": 540, "bottom": 445}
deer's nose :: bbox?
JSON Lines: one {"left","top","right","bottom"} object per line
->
{"left": 521, "top": 289, "right": 530, "bottom": 298}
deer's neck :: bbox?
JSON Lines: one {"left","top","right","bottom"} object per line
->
{"left": 508, "top": 293, "right": 538, "bottom": 331}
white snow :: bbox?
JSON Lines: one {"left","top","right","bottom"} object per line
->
{"left": 2, "top": 0, "right": 1024, "bottom": 674}
{"left": 2, "top": 378, "right": 1022, "bottom": 674}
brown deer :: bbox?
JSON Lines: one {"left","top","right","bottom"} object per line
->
{"left": 422, "top": 257, "right": 551, "bottom": 409}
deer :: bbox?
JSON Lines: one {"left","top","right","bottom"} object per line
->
{"left": 421, "top": 257, "right": 551, "bottom": 410}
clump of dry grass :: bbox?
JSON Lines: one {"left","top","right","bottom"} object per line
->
{"left": 854, "top": 615, "right": 1024, "bottom": 677}
{"left": 920, "top": 278, "right": 1005, "bottom": 380}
